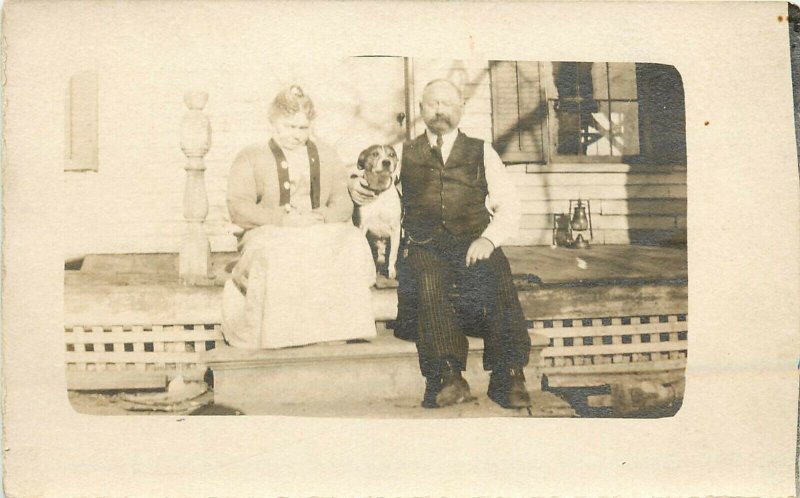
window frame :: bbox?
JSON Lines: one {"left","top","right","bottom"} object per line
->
{"left": 489, "top": 60, "right": 649, "bottom": 167}
{"left": 544, "top": 61, "right": 643, "bottom": 164}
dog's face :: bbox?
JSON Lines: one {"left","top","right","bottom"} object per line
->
{"left": 357, "top": 145, "right": 398, "bottom": 193}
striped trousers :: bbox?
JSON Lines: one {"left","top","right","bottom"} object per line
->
{"left": 398, "top": 231, "right": 531, "bottom": 378}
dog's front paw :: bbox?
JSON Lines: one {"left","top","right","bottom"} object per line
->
{"left": 387, "top": 265, "right": 397, "bottom": 280}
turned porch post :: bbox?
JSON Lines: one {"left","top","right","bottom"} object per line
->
{"left": 179, "top": 90, "right": 213, "bottom": 285}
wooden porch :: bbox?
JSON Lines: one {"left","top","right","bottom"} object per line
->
{"left": 65, "top": 244, "right": 688, "bottom": 417}
{"left": 59, "top": 75, "right": 688, "bottom": 416}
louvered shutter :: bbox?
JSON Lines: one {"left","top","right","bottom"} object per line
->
{"left": 65, "top": 71, "right": 99, "bottom": 171}
{"left": 489, "top": 61, "right": 546, "bottom": 164}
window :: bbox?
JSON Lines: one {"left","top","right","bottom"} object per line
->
{"left": 546, "top": 62, "right": 639, "bottom": 160}
{"left": 64, "top": 70, "right": 98, "bottom": 171}
{"left": 489, "top": 61, "right": 686, "bottom": 165}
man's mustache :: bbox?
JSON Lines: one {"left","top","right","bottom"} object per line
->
{"left": 431, "top": 114, "right": 452, "bottom": 124}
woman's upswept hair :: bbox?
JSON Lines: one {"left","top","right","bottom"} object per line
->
{"left": 269, "top": 85, "right": 316, "bottom": 122}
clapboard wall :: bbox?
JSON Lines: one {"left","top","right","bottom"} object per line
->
{"left": 61, "top": 52, "right": 686, "bottom": 257}
{"left": 411, "top": 59, "right": 687, "bottom": 246}
{"left": 63, "top": 56, "right": 406, "bottom": 256}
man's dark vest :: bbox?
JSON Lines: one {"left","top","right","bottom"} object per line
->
{"left": 401, "top": 132, "right": 490, "bottom": 241}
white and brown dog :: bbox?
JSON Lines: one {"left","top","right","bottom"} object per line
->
{"left": 355, "top": 144, "right": 402, "bottom": 279}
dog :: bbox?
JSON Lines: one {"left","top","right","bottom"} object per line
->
{"left": 355, "top": 144, "right": 402, "bottom": 279}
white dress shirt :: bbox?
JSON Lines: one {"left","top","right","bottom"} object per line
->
{"left": 420, "top": 128, "right": 521, "bottom": 248}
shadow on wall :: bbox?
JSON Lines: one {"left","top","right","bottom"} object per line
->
{"left": 631, "top": 63, "right": 687, "bottom": 246}
{"left": 349, "top": 58, "right": 688, "bottom": 248}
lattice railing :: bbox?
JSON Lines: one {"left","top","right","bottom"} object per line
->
{"left": 64, "top": 313, "right": 687, "bottom": 390}
{"left": 64, "top": 323, "right": 225, "bottom": 375}
{"left": 535, "top": 313, "right": 687, "bottom": 377}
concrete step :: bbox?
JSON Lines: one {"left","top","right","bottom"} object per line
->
{"left": 204, "top": 331, "right": 570, "bottom": 417}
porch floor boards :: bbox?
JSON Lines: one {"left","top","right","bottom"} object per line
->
{"left": 65, "top": 245, "right": 688, "bottom": 325}
{"left": 68, "top": 245, "right": 687, "bottom": 287}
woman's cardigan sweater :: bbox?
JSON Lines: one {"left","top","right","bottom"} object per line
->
{"left": 226, "top": 140, "right": 354, "bottom": 230}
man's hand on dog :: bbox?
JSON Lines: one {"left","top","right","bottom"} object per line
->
{"left": 348, "top": 176, "right": 376, "bottom": 206}
{"left": 466, "top": 237, "right": 495, "bottom": 267}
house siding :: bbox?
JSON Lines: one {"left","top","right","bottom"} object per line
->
{"left": 63, "top": 58, "right": 406, "bottom": 256}
{"left": 411, "top": 59, "right": 687, "bottom": 247}
{"left": 62, "top": 56, "right": 686, "bottom": 256}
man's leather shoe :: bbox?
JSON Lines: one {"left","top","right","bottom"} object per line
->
{"left": 421, "top": 359, "right": 473, "bottom": 408}
{"left": 488, "top": 367, "right": 531, "bottom": 409}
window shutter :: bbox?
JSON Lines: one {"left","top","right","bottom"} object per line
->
{"left": 635, "top": 63, "right": 686, "bottom": 165}
{"left": 65, "top": 71, "right": 99, "bottom": 171}
{"left": 490, "top": 61, "right": 546, "bottom": 163}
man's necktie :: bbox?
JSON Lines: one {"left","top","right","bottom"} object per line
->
{"left": 433, "top": 133, "right": 444, "bottom": 164}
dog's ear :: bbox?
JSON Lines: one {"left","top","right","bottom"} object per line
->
{"left": 357, "top": 148, "right": 370, "bottom": 170}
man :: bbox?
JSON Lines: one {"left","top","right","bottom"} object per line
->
{"left": 350, "top": 79, "right": 531, "bottom": 409}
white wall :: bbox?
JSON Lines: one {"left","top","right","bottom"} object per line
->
{"left": 63, "top": 55, "right": 406, "bottom": 255}
{"left": 55, "top": 35, "right": 685, "bottom": 256}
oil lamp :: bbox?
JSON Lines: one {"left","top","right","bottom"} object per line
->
{"left": 569, "top": 199, "right": 593, "bottom": 249}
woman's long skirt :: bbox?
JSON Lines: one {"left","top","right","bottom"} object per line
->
{"left": 221, "top": 223, "right": 377, "bottom": 349}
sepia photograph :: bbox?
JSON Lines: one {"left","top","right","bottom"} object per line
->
{"left": 3, "top": 1, "right": 797, "bottom": 496}
{"left": 63, "top": 56, "right": 688, "bottom": 418}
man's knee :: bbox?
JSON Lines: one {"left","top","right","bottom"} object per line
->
{"left": 487, "top": 247, "right": 512, "bottom": 270}
{"left": 469, "top": 249, "right": 512, "bottom": 281}
{"left": 462, "top": 250, "right": 517, "bottom": 302}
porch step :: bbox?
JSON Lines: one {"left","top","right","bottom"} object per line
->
{"left": 204, "top": 330, "right": 570, "bottom": 416}
{"left": 64, "top": 247, "right": 687, "bottom": 412}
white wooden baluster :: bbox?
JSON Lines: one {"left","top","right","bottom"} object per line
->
{"left": 179, "top": 91, "right": 214, "bottom": 285}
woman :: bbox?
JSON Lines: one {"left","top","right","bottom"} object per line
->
{"left": 222, "top": 85, "right": 376, "bottom": 349}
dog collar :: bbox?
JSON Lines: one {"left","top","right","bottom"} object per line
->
{"left": 364, "top": 183, "right": 391, "bottom": 194}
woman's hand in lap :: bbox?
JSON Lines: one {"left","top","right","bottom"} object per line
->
{"left": 283, "top": 209, "right": 325, "bottom": 227}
